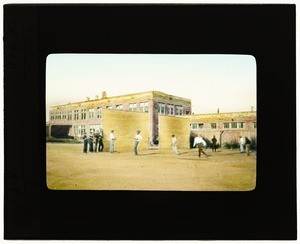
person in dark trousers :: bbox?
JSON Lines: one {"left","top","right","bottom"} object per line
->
{"left": 88, "top": 131, "right": 94, "bottom": 153}
{"left": 193, "top": 134, "right": 208, "bottom": 157}
{"left": 83, "top": 132, "right": 88, "bottom": 153}
{"left": 98, "top": 130, "right": 104, "bottom": 152}
{"left": 211, "top": 135, "right": 217, "bottom": 152}
{"left": 94, "top": 130, "right": 100, "bottom": 152}
{"left": 245, "top": 136, "right": 251, "bottom": 156}
{"left": 133, "top": 130, "right": 142, "bottom": 155}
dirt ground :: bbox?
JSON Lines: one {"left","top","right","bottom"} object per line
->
{"left": 46, "top": 143, "right": 256, "bottom": 191}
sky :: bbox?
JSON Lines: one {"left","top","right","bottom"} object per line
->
{"left": 46, "top": 54, "right": 256, "bottom": 121}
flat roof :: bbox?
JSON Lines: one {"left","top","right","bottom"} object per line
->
{"left": 50, "top": 90, "right": 191, "bottom": 109}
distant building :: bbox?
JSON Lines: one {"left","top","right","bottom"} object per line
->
{"left": 188, "top": 111, "right": 257, "bottom": 147}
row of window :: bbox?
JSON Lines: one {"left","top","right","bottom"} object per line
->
{"left": 107, "top": 102, "right": 149, "bottom": 112}
{"left": 50, "top": 108, "right": 102, "bottom": 121}
{"left": 157, "top": 103, "right": 185, "bottom": 116}
{"left": 50, "top": 101, "right": 189, "bottom": 121}
{"left": 190, "top": 122, "right": 257, "bottom": 130}
{"left": 50, "top": 102, "right": 151, "bottom": 121}
{"left": 73, "top": 124, "right": 101, "bottom": 136}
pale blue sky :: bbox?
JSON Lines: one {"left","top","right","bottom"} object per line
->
{"left": 46, "top": 54, "right": 256, "bottom": 121}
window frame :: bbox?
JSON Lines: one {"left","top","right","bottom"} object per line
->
{"left": 81, "top": 109, "right": 87, "bottom": 120}
{"left": 157, "top": 102, "right": 165, "bottom": 115}
{"left": 129, "top": 103, "right": 137, "bottom": 111}
{"left": 168, "top": 104, "right": 175, "bottom": 115}
{"left": 176, "top": 105, "right": 183, "bottom": 116}
{"left": 140, "top": 102, "right": 149, "bottom": 112}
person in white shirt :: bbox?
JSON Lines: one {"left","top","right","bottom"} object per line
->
{"left": 239, "top": 136, "right": 245, "bottom": 153}
{"left": 171, "top": 135, "right": 180, "bottom": 155}
{"left": 133, "top": 130, "right": 142, "bottom": 155}
{"left": 110, "top": 130, "right": 116, "bottom": 153}
{"left": 193, "top": 134, "right": 207, "bottom": 157}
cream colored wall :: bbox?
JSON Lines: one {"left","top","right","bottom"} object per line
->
{"left": 101, "top": 109, "right": 150, "bottom": 152}
{"left": 159, "top": 115, "right": 190, "bottom": 150}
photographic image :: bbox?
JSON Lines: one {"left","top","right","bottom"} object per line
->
{"left": 46, "top": 54, "right": 257, "bottom": 191}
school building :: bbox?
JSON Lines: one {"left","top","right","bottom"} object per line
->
{"left": 188, "top": 111, "right": 257, "bottom": 148}
{"left": 46, "top": 90, "right": 256, "bottom": 151}
{"left": 47, "top": 91, "right": 192, "bottom": 150}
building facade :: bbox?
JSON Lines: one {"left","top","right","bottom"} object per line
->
{"left": 189, "top": 111, "right": 257, "bottom": 147}
{"left": 48, "top": 91, "right": 192, "bottom": 146}
{"left": 47, "top": 91, "right": 256, "bottom": 149}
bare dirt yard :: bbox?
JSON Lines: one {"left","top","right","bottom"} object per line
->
{"left": 46, "top": 143, "right": 256, "bottom": 191}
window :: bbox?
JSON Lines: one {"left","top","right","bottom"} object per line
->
{"left": 67, "top": 111, "right": 72, "bottom": 120}
{"left": 97, "top": 107, "right": 101, "bottom": 118}
{"left": 81, "top": 109, "right": 87, "bottom": 120}
{"left": 55, "top": 112, "right": 61, "bottom": 120}
{"left": 176, "top": 105, "right": 183, "bottom": 116}
{"left": 140, "top": 102, "right": 149, "bottom": 112}
{"left": 190, "top": 124, "right": 198, "bottom": 130}
{"left": 238, "top": 122, "right": 244, "bottom": 128}
{"left": 231, "top": 122, "right": 237, "bottom": 128}
{"left": 74, "top": 110, "right": 79, "bottom": 120}
{"left": 74, "top": 125, "right": 79, "bottom": 136}
{"left": 116, "top": 104, "right": 123, "bottom": 110}
{"left": 129, "top": 103, "right": 137, "bottom": 111}
{"left": 89, "top": 108, "right": 94, "bottom": 119}
{"left": 211, "top": 123, "right": 217, "bottom": 129}
{"left": 198, "top": 123, "right": 204, "bottom": 129}
{"left": 50, "top": 113, "right": 54, "bottom": 120}
{"left": 223, "top": 123, "right": 230, "bottom": 129}
{"left": 62, "top": 111, "right": 66, "bottom": 120}
{"left": 106, "top": 105, "right": 112, "bottom": 109}
{"left": 157, "top": 103, "right": 165, "bottom": 114}
{"left": 80, "top": 125, "right": 86, "bottom": 135}
{"left": 253, "top": 122, "right": 257, "bottom": 128}
{"left": 168, "top": 104, "right": 175, "bottom": 115}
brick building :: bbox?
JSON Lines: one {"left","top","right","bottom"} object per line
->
{"left": 47, "top": 91, "right": 256, "bottom": 150}
{"left": 47, "top": 90, "right": 192, "bottom": 146}
{"left": 189, "top": 111, "right": 257, "bottom": 147}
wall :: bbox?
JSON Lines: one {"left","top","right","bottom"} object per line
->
{"left": 101, "top": 109, "right": 150, "bottom": 152}
{"left": 159, "top": 115, "right": 190, "bottom": 150}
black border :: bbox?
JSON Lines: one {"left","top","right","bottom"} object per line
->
{"left": 4, "top": 4, "right": 296, "bottom": 240}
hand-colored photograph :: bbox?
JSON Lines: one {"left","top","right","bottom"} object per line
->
{"left": 46, "top": 54, "right": 257, "bottom": 191}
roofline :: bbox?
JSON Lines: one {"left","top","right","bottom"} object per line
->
{"left": 49, "top": 90, "right": 191, "bottom": 108}
{"left": 188, "top": 111, "right": 256, "bottom": 118}
{"left": 190, "top": 111, "right": 256, "bottom": 116}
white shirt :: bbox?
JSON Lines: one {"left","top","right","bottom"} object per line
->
{"left": 110, "top": 132, "right": 115, "bottom": 141}
{"left": 135, "top": 134, "right": 142, "bottom": 142}
{"left": 193, "top": 136, "right": 206, "bottom": 147}
{"left": 239, "top": 137, "right": 245, "bottom": 145}
{"left": 172, "top": 137, "right": 178, "bottom": 145}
